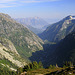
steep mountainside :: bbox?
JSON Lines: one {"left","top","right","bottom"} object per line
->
{"left": 39, "top": 15, "right": 75, "bottom": 42}
{"left": 51, "top": 31, "right": 75, "bottom": 66}
{"left": 15, "top": 17, "right": 48, "bottom": 34}
{"left": 0, "top": 13, "right": 44, "bottom": 61}
{"left": 43, "top": 31, "right": 75, "bottom": 66}
{"left": 0, "top": 37, "right": 25, "bottom": 70}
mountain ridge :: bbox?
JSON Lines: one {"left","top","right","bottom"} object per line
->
{"left": 15, "top": 17, "right": 48, "bottom": 29}
{"left": 0, "top": 13, "right": 44, "bottom": 69}
{"left": 39, "top": 15, "right": 75, "bottom": 42}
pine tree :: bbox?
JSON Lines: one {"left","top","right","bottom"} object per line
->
{"left": 56, "top": 64, "right": 58, "bottom": 68}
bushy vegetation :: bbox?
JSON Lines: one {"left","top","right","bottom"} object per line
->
{"left": 16, "top": 61, "right": 75, "bottom": 75}
{"left": 63, "top": 61, "right": 73, "bottom": 68}
{"left": 0, "top": 61, "right": 74, "bottom": 75}
{"left": 47, "top": 64, "right": 58, "bottom": 69}
{"left": 0, "top": 69, "right": 17, "bottom": 75}
{"left": 0, "top": 64, "right": 17, "bottom": 75}
{"left": 23, "top": 61, "right": 43, "bottom": 71}
{"left": 17, "top": 61, "right": 43, "bottom": 75}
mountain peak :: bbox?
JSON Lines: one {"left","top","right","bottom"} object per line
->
{"left": 64, "top": 15, "right": 75, "bottom": 20}
{"left": 71, "top": 16, "right": 75, "bottom": 19}
{"left": 15, "top": 17, "right": 48, "bottom": 29}
{"left": 34, "top": 17, "right": 40, "bottom": 19}
{"left": 28, "top": 17, "right": 40, "bottom": 20}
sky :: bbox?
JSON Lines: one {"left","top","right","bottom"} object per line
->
{"left": 0, "top": 0, "right": 75, "bottom": 23}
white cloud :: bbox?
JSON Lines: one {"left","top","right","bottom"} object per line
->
{"left": 0, "top": 0, "right": 17, "bottom": 3}
{"left": 21, "top": 0, "right": 60, "bottom": 3}
{"left": 21, "top": 1, "right": 41, "bottom": 3}
{"left": 0, "top": 0, "right": 60, "bottom": 8}
{"left": 0, "top": 0, "right": 18, "bottom": 8}
{"left": 0, "top": 4, "right": 13, "bottom": 8}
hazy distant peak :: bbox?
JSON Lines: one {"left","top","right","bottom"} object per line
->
{"left": 33, "top": 17, "right": 41, "bottom": 19}
{"left": 26, "top": 17, "right": 41, "bottom": 20}
{"left": 15, "top": 17, "right": 48, "bottom": 29}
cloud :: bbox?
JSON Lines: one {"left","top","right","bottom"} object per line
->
{"left": 21, "top": 0, "right": 60, "bottom": 3}
{"left": 0, "top": 0, "right": 60, "bottom": 8}
{"left": 21, "top": 1, "right": 41, "bottom": 3}
{"left": 0, "top": 0, "right": 18, "bottom": 8}
{"left": 0, "top": 4, "right": 17, "bottom": 8}
{"left": 0, "top": 4, "right": 11, "bottom": 8}
{"left": 0, "top": 0, "right": 17, "bottom": 3}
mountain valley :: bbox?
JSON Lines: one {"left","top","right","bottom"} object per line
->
{"left": 0, "top": 13, "right": 75, "bottom": 75}
{"left": 30, "top": 15, "right": 75, "bottom": 67}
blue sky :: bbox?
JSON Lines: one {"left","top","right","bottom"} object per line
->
{"left": 0, "top": 0, "right": 75, "bottom": 23}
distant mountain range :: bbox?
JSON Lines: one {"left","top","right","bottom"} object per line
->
{"left": 15, "top": 17, "right": 48, "bottom": 34}
{"left": 39, "top": 15, "right": 75, "bottom": 42}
